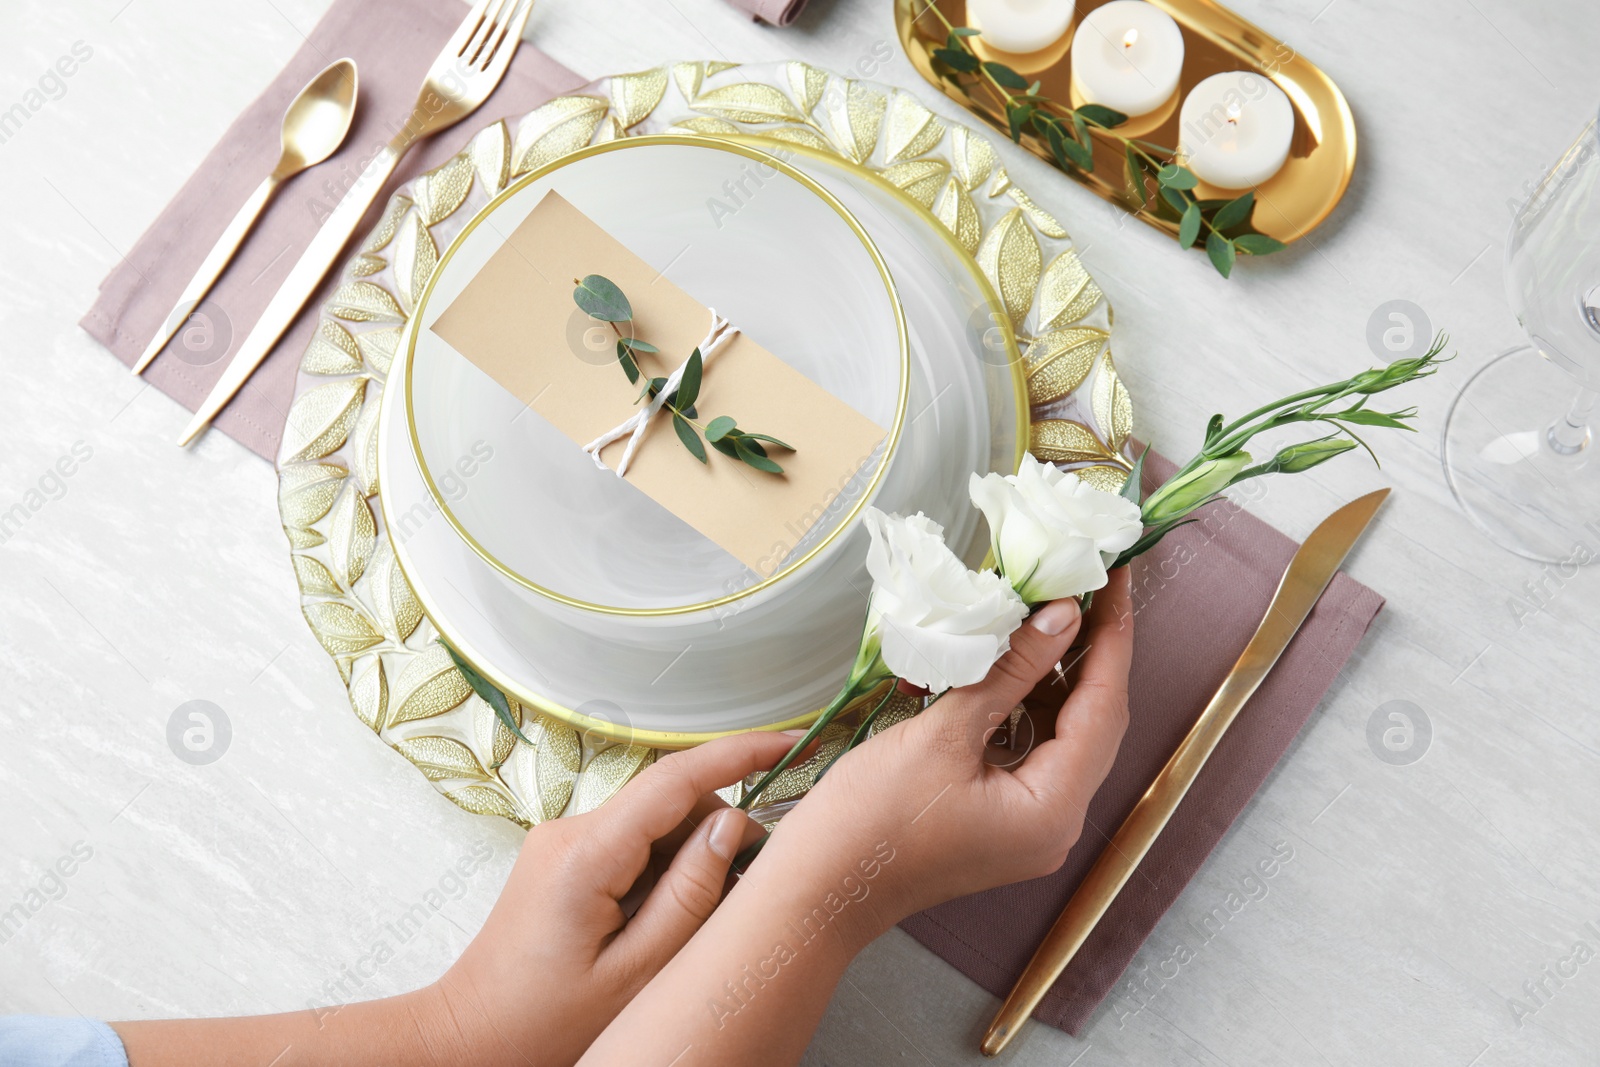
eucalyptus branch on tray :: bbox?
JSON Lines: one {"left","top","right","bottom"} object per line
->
{"left": 733, "top": 335, "right": 1449, "bottom": 859}
{"left": 572, "top": 275, "right": 794, "bottom": 474}
{"left": 920, "top": 10, "right": 1285, "bottom": 278}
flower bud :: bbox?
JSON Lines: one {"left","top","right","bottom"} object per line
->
{"left": 1141, "top": 453, "right": 1251, "bottom": 524}
{"left": 1270, "top": 436, "right": 1357, "bottom": 473}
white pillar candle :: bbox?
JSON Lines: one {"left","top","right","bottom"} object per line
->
{"left": 1068, "top": 0, "right": 1184, "bottom": 117}
{"left": 1178, "top": 71, "right": 1295, "bottom": 188}
{"left": 967, "top": 0, "right": 1075, "bottom": 56}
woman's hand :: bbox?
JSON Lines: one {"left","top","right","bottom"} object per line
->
{"left": 577, "top": 570, "right": 1135, "bottom": 1067}
{"left": 115, "top": 731, "right": 791, "bottom": 1067}
{"left": 425, "top": 730, "right": 791, "bottom": 1065}
{"left": 773, "top": 566, "right": 1134, "bottom": 926}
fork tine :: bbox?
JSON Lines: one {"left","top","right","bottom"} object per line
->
{"left": 479, "top": 0, "right": 535, "bottom": 71}
{"left": 447, "top": 0, "right": 497, "bottom": 58}
{"left": 466, "top": 0, "right": 516, "bottom": 64}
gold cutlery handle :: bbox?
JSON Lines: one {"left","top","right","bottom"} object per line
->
{"left": 980, "top": 489, "right": 1389, "bottom": 1055}
{"left": 134, "top": 174, "right": 279, "bottom": 375}
{"left": 979, "top": 667, "right": 1264, "bottom": 1055}
{"left": 176, "top": 142, "right": 403, "bottom": 446}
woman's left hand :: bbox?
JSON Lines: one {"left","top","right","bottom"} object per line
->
{"left": 424, "top": 730, "right": 794, "bottom": 1067}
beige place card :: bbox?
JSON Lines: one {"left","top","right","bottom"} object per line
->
{"left": 430, "top": 191, "right": 889, "bottom": 576}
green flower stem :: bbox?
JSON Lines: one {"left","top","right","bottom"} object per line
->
{"left": 737, "top": 659, "right": 894, "bottom": 813}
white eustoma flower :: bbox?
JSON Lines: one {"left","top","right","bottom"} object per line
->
{"left": 861, "top": 509, "right": 1027, "bottom": 693}
{"left": 969, "top": 453, "right": 1144, "bottom": 604}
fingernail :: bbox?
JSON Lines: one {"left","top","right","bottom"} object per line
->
{"left": 780, "top": 728, "right": 809, "bottom": 737}
{"left": 708, "top": 809, "right": 744, "bottom": 862}
{"left": 1027, "top": 599, "right": 1080, "bottom": 636}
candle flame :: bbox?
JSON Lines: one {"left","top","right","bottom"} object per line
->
{"left": 1121, "top": 28, "right": 1139, "bottom": 49}
{"left": 1226, "top": 101, "right": 1242, "bottom": 124}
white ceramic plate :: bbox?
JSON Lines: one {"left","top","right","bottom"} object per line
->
{"left": 381, "top": 139, "right": 1025, "bottom": 743}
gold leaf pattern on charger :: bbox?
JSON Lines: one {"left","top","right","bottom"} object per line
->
{"left": 277, "top": 462, "right": 346, "bottom": 529}
{"left": 281, "top": 378, "right": 365, "bottom": 464}
{"left": 1075, "top": 464, "right": 1131, "bottom": 493}
{"left": 609, "top": 68, "right": 669, "bottom": 129}
{"left": 1030, "top": 419, "right": 1121, "bottom": 466}
{"left": 326, "top": 483, "right": 376, "bottom": 587}
{"left": 302, "top": 320, "right": 364, "bottom": 376}
{"left": 882, "top": 93, "right": 945, "bottom": 165}
{"left": 1025, "top": 327, "right": 1108, "bottom": 405}
{"left": 469, "top": 121, "right": 510, "bottom": 199}
{"left": 571, "top": 745, "right": 654, "bottom": 814}
{"left": 1091, "top": 348, "right": 1134, "bottom": 452}
{"left": 389, "top": 643, "right": 474, "bottom": 725}
{"left": 392, "top": 213, "right": 439, "bottom": 316}
{"left": 276, "top": 60, "right": 1125, "bottom": 828}
{"left": 976, "top": 207, "right": 1042, "bottom": 328}
{"left": 350, "top": 658, "right": 388, "bottom": 732}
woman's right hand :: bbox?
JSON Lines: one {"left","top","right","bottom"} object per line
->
{"left": 762, "top": 567, "right": 1134, "bottom": 934}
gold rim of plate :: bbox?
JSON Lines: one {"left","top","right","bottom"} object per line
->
{"left": 894, "top": 0, "right": 1357, "bottom": 244}
{"left": 403, "top": 135, "right": 913, "bottom": 618}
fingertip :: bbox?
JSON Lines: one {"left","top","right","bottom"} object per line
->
{"left": 707, "top": 808, "right": 743, "bottom": 863}
{"left": 1025, "top": 598, "right": 1081, "bottom": 636}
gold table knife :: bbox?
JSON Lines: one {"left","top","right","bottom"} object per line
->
{"left": 980, "top": 488, "right": 1390, "bottom": 1056}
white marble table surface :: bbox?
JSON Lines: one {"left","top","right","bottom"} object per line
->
{"left": 3, "top": 0, "right": 1598, "bottom": 1063}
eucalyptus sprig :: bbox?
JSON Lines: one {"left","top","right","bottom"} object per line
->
{"left": 573, "top": 275, "right": 794, "bottom": 473}
{"left": 921, "top": 11, "right": 1286, "bottom": 278}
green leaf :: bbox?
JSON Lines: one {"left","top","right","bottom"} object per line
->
{"left": 1052, "top": 126, "right": 1092, "bottom": 170}
{"left": 1157, "top": 164, "right": 1199, "bottom": 190}
{"left": 1206, "top": 232, "right": 1236, "bottom": 278}
{"left": 615, "top": 340, "right": 640, "bottom": 384}
{"left": 1235, "top": 233, "right": 1288, "bottom": 255}
{"left": 735, "top": 437, "right": 784, "bottom": 473}
{"left": 1178, "top": 202, "right": 1202, "bottom": 249}
{"left": 705, "top": 415, "right": 737, "bottom": 442}
{"left": 1070, "top": 110, "right": 1089, "bottom": 148}
{"left": 672, "top": 412, "right": 706, "bottom": 463}
{"left": 1121, "top": 444, "right": 1148, "bottom": 508}
{"left": 1125, "top": 144, "right": 1148, "bottom": 206}
{"left": 573, "top": 274, "right": 631, "bottom": 322}
{"left": 1333, "top": 409, "right": 1417, "bottom": 430}
{"left": 737, "top": 432, "right": 795, "bottom": 451}
{"left": 982, "top": 61, "right": 1029, "bottom": 90}
{"left": 709, "top": 435, "right": 741, "bottom": 458}
{"left": 676, "top": 349, "right": 703, "bottom": 409}
{"left": 951, "top": 26, "right": 981, "bottom": 37}
{"left": 1076, "top": 103, "right": 1127, "bottom": 128}
{"left": 1211, "top": 191, "right": 1255, "bottom": 232}
{"left": 1159, "top": 185, "right": 1189, "bottom": 214}
{"left": 441, "top": 642, "right": 535, "bottom": 746}
{"left": 1006, "top": 103, "right": 1033, "bottom": 143}
{"left": 1204, "top": 413, "right": 1224, "bottom": 445}
{"left": 619, "top": 336, "right": 658, "bottom": 354}
{"left": 932, "top": 47, "right": 979, "bottom": 73}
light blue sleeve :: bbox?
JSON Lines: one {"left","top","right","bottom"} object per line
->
{"left": 0, "top": 1017, "right": 128, "bottom": 1067}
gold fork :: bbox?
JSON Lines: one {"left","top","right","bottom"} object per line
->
{"left": 178, "top": 0, "right": 536, "bottom": 447}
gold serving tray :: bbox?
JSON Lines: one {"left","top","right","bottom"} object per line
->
{"left": 894, "top": 0, "right": 1356, "bottom": 244}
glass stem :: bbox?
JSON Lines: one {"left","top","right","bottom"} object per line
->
{"left": 1548, "top": 386, "right": 1597, "bottom": 455}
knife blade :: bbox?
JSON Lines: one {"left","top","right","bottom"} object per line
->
{"left": 979, "top": 488, "right": 1390, "bottom": 1056}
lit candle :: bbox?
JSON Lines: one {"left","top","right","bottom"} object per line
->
{"left": 967, "top": 0, "right": 1075, "bottom": 56}
{"left": 1178, "top": 71, "right": 1295, "bottom": 188}
{"left": 1068, "top": 0, "right": 1184, "bottom": 117}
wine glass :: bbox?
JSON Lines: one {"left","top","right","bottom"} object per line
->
{"left": 1442, "top": 110, "right": 1600, "bottom": 564}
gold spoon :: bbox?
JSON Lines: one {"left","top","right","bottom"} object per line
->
{"left": 133, "top": 57, "right": 358, "bottom": 375}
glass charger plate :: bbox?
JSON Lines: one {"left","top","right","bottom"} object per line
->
{"left": 274, "top": 60, "right": 1135, "bottom": 825}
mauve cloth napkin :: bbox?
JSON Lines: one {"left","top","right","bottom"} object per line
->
{"left": 80, "top": 0, "right": 584, "bottom": 459}
{"left": 901, "top": 454, "right": 1385, "bottom": 1034}
{"left": 725, "top": 0, "right": 811, "bottom": 27}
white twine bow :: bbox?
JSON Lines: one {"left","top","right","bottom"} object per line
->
{"left": 582, "top": 309, "right": 740, "bottom": 478}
